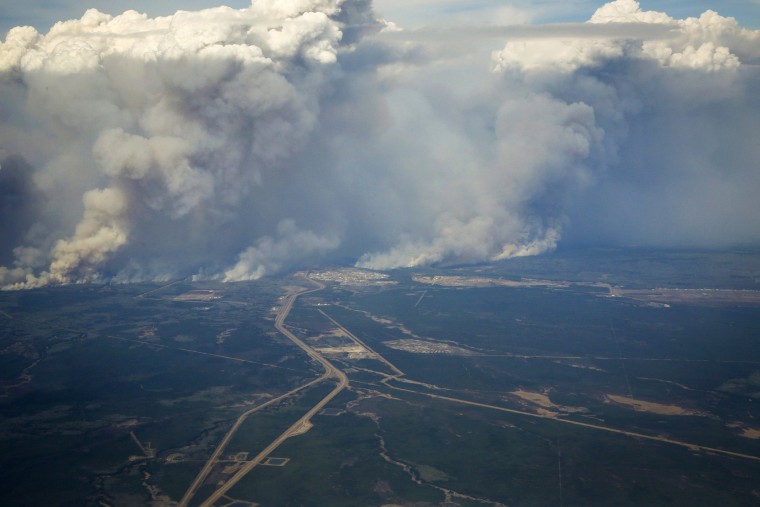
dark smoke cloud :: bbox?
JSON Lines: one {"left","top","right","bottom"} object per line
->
{"left": 0, "top": 0, "right": 758, "bottom": 288}
{"left": 0, "top": 155, "right": 44, "bottom": 265}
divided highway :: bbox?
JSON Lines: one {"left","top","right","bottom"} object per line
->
{"left": 182, "top": 278, "right": 348, "bottom": 507}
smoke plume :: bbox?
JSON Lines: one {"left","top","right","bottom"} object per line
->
{"left": 1, "top": 0, "right": 759, "bottom": 288}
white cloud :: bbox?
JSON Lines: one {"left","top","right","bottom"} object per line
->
{"left": 494, "top": 0, "right": 759, "bottom": 73}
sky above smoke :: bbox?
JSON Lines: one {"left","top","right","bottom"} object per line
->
{"left": 1, "top": 0, "right": 759, "bottom": 288}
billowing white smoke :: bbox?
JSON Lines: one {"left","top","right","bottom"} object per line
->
{"left": 0, "top": 0, "right": 366, "bottom": 287}
{"left": 490, "top": 0, "right": 760, "bottom": 248}
{"left": 1, "top": 0, "right": 759, "bottom": 288}
{"left": 355, "top": 94, "right": 602, "bottom": 269}
{"left": 358, "top": 0, "right": 760, "bottom": 268}
{"left": 222, "top": 219, "right": 339, "bottom": 281}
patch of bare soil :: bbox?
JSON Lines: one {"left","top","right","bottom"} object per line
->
{"left": 727, "top": 422, "right": 760, "bottom": 439}
{"left": 604, "top": 394, "right": 705, "bottom": 416}
{"left": 413, "top": 275, "right": 568, "bottom": 289}
{"left": 618, "top": 288, "right": 760, "bottom": 305}
{"left": 510, "top": 390, "right": 589, "bottom": 417}
{"left": 383, "top": 339, "right": 476, "bottom": 356}
{"left": 172, "top": 290, "right": 221, "bottom": 301}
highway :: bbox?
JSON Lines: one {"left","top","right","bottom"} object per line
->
{"left": 198, "top": 372, "right": 347, "bottom": 506}
{"left": 187, "top": 278, "right": 349, "bottom": 507}
{"left": 177, "top": 373, "right": 328, "bottom": 506}
{"left": 184, "top": 275, "right": 759, "bottom": 507}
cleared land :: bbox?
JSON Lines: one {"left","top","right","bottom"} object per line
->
{"left": 604, "top": 394, "right": 706, "bottom": 417}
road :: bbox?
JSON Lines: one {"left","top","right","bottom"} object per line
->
{"left": 134, "top": 278, "right": 186, "bottom": 298}
{"left": 381, "top": 380, "right": 760, "bottom": 462}
{"left": 184, "top": 275, "right": 759, "bottom": 506}
{"left": 190, "top": 278, "right": 349, "bottom": 507}
{"left": 109, "top": 334, "right": 307, "bottom": 373}
{"left": 318, "top": 308, "right": 404, "bottom": 377}
{"left": 198, "top": 373, "right": 347, "bottom": 507}
{"left": 470, "top": 353, "right": 760, "bottom": 365}
{"left": 177, "top": 374, "right": 328, "bottom": 507}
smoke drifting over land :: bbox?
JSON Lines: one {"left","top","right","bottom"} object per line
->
{"left": 1, "top": 0, "right": 759, "bottom": 288}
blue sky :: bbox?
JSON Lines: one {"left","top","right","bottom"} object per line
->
{"left": 2, "top": 1, "right": 759, "bottom": 37}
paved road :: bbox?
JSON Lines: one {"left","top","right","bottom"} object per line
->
{"left": 194, "top": 278, "right": 349, "bottom": 507}
{"left": 184, "top": 274, "right": 759, "bottom": 507}
{"left": 177, "top": 374, "right": 327, "bottom": 507}
{"left": 382, "top": 380, "right": 760, "bottom": 462}
{"left": 199, "top": 373, "right": 347, "bottom": 507}
{"left": 318, "top": 308, "right": 404, "bottom": 377}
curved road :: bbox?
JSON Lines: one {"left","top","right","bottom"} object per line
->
{"left": 183, "top": 274, "right": 759, "bottom": 507}
{"left": 187, "top": 278, "right": 349, "bottom": 507}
